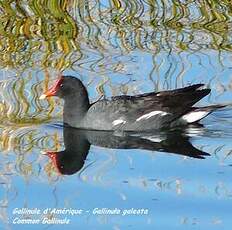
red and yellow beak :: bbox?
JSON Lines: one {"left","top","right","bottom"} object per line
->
{"left": 39, "top": 76, "right": 64, "bottom": 100}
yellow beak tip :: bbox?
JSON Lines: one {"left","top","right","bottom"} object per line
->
{"left": 39, "top": 94, "right": 47, "bottom": 100}
{"left": 40, "top": 151, "right": 47, "bottom": 155}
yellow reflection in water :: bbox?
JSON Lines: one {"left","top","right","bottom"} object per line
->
{"left": 0, "top": 2, "right": 232, "bottom": 225}
{"left": 0, "top": 0, "right": 232, "bottom": 71}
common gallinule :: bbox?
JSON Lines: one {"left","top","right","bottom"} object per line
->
{"left": 44, "top": 126, "right": 210, "bottom": 175}
{"left": 40, "top": 75, "right": 224, "bottom": 131}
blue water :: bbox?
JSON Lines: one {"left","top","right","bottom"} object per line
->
{"left": 1, "top": 2, "right": 232, "bottom": 230}
{"left": 1, "top": 110, "right": 232, "bottom": 230}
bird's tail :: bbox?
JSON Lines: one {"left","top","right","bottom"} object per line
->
{"left": 181, "top": 104, "right": 226, "bottom": 123}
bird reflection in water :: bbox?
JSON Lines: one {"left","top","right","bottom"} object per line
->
{"left": 43, "top": 125, "right": 210, "bottom": 175}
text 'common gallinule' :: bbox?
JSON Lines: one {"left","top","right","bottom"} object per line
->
{"left": 40, "top": 75, "right": 225, "bottom": 131}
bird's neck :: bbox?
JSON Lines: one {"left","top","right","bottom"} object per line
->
{"left": 63, "top": 94, "right": 90, "bottom": 127}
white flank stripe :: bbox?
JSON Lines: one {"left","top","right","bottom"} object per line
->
{"left": 142, "top": 136, "right": 164, "bottom": 143}
{"left": 182, "top": 111, "right": 209, "bottom": 123}
{"left": 197, "top": 85, "right": 208, "bottom": 90}
{"left": 136, "top": 111, "right": 168, "bottom": 121}
{"left": 112, "top": 119, "right": 126, "bottom": 126}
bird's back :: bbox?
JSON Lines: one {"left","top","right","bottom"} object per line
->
{"left": 80, "top": 84, "right": 212, "bottom": 131}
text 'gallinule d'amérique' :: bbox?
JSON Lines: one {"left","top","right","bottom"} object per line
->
{"left": 40, "top": 75, "right": 225, "bottom": 131}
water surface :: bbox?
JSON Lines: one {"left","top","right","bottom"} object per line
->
{"left": 0, "top": 1, "right": 232, "bottom": 229}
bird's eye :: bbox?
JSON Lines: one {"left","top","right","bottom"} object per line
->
{"left": 60, "top": 84, "right": 64, "bottom": 88}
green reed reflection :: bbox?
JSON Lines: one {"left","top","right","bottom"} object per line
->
{"left": 0, "top": 0, "right": 231, "bottom": 153}
{"left": 1, "top": 0, "right": 232, "bottom": 71}
{"left": 0, "top": 72, "right": 62, "bottom": 125}
{"left": 0, "top": 0, "right": 78, "bottom": 70}
{"left": 0, "top": 1, "right": 232, "bottom": 227}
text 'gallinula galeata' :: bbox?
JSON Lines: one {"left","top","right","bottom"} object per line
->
{"left": 40, "top": 75, "right": 225, "bottom": 131}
